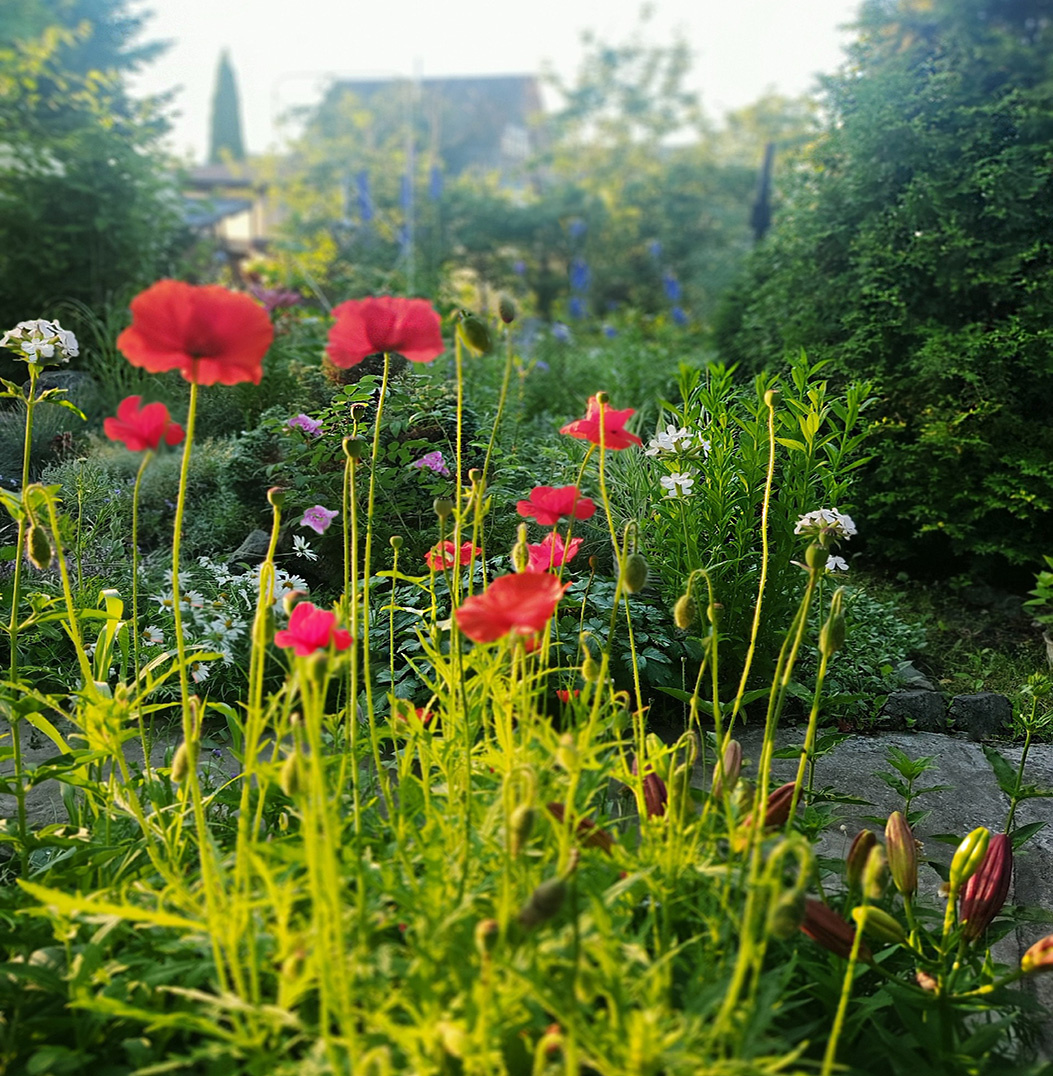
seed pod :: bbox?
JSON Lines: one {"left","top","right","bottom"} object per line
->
{"left": 845, "top": 829, "right": 877, "bottom": 891}
{"left": 769, "top": 890, "right": 806, "bottom": 940}
{"left": 950, "top": 827, "right": 990, "bottom": 893}
{"left": 266, "top": 486, "right": 286, "bottom": 509}
{"left": 342, "top": 437, "right": 363, "bottom": 460}
{"left": 959, "top": 833, "right": 1013, "bottom": 940}
{"left": 171, "top": 741, "right": 191, "bottom": 783}
{"left": 852, "top": 905, "right": 907, "bottom": 945}
{"left": 711, "top": 740, "right": 742, "bottom": 799}
{"left": 26, "top": 523, "right": 52, "bottom": 570}
{"left": 498, "top": 295, "right": 517, "bottom": 324}
{"left": 805, "top": 543, "right": 829, "bottom": 570}
{"left": 885, "top": 811, "right": 918, "bottom": 897}
{"left": 433, "top": 498, "right": 454, "bottom": 521}
{"left": 622, "top": 552, "right": 649, "bottom": 594}
{"left": 673, "top": 592, "right": 696, "bottom": 630}
{"left": 518, "top": 876, "right": 567, "bottom": 929}
{"left": 280, "top": 751, "right": 302, "bottom": 798}
{"left": 509, "top": 803, "right": 535, "bottom": 856}
{"left": 389, "top": 535, "right": 404, "bottom": 551}
{"left": 1022, "top": 935, "right": 1053, "bottom": 975}
{"left": 456, "top": 311, "right": 493, "bottom": 355}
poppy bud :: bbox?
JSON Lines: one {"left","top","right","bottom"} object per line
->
{"left": 555, "top": 733, "right": 577, "bottom": 772}
{"left": 805, "top": 543, "right": 829, "bottom": 570}
{"left": 1022, "top": 935, "right": 1053, "bottom": 975}
{"left": 769, "top": 890, "right": 806, "bottom": 939}
{"left": 851, "top": 905, "right": 907, "bottom": 945}
{"left": 845, "top": 829, "right": 877, "bottom": 891}
{"left": 433, "top": 498, "right": 454, "bottom": 521}
{"left": 673, "top": 592, "right": 696, "bottom": 630}
{"left": 950, "top": 827, "right": 990, "bottom": 893}
{"left": 764, "top": 389, "right": 779, "bottom": 407}
{"left": 389, "top": 535, "right": 403, "bottom": 551}
{"left": 171, "top": 741, "right": 191, "bottom": 783}
{"left": 581, "top": 652, "right": 603, "bottom": 683}
{"left": 267, "top": 486, "right": 286, "bottom": 509}
{"left": 279, "top": 751, "right": 302, "bottom": 798}
{"left": 800, "top": 898, "right": 871, "bottom": 962}
{"left": 26, "top": 523, "right": 52, "bottom": 570}
{"left": 518, "top": 875, "right": 567, "bottom": 929}
{"left": 711, "top": 740, "right": 742, "bottom": 799}
{"left": 343, "top": 437, "right": 363, "bottom": 460}
{"left": 475, "top": 918, "right": 499, "bottom": 957}
{"left": 511, "top": 522, "right": 530, "bottom": 573}
{"left": 498, "top": 295, "right": 517, "bottom": 324}
{"left": 456, "top": 311, "right": 494, "bottom": 355}
{"left": 885, "top": 811, "right": 918, "bottom": 897}
{"left": 588, "top": 555, "right": 599, "bottom": 572}
{"left": 509, "top": 803, "right": 535, "bottom": 856}
{"left": 622, "top": 552, "right": 649, "bottom": 594}
{"left": 959, "top": 833, "right": 1013, "bottom": 940}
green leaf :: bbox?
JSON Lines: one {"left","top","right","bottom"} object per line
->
{"left": 1010, "top": 821, "right": 1046, "bottom": 850}
{"left": 982, "top": 744, "right": 1020, "bottom": 798}
{"left": 17, "top": 880, "right": 203, "bottom": 931}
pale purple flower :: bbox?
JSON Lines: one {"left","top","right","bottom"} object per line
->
{"left": 248, "top": 284, "right": 301, "bottom": 313}
{"left": 411, "top": 450, "right": 450, "bottom": 477}
{"left": 300, "top": 505, "right": 339, "bottom": 535}
{"left": 287, "top": 413, "right": 322, "bottom": 437}
{"left": 551, "top": 322, "right": 571, "bottom": 343}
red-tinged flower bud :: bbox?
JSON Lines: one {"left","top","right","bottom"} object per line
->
{"left": 959, "top": 833, "right": 1013, "bottom": 940}
{"left": 800, "top": 898, "right": 871, "bottom": 962}
{"left": 588, "top": 555, "right": 599, "bottom": 572}
{"left": 746, "top": 781, "right": 798, "bottom": 831}
{"left": 267, "top": 486, "right": 286, "bottom": 508}
{"left": 711, "top": 739, "right": 742, "bottom": 799}
{"left": 852, "top": 905, "right": 907, "bottom": 945}
{"left": 1022, "top": 935, "right": 1053, "bottom": 975}
{"left": 950, "top": 827, "right": 990, "bottom": 893}
{"left": 498, "top": 294, "right": 517, "bottom": 324}
{"left": 642, "top": 772, "right": 668, "bottom": 818}
{"left": 545, "top": 802, "right": 614, "bottom": 853}
{"left": 885, "top": 811, "right": 918, "bottom": 897}
{"left": 518, "top": 875, "right": 566, "bottom": 928}
{"left": 846, "top": 829, "right": 878, "bottom": 891}
{"left": 622, "top": 552, "right": 649, "bottom": 594}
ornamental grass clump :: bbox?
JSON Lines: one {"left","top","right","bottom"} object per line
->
{"left": 1, "top": 288, "right": 1051, "bottom": 1076}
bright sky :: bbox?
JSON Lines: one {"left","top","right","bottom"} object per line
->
{"left": 130, "top": 0, "right": 863, "bottom": 162}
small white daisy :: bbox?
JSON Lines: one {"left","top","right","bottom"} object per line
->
{"left": 292, "top": 534, "right": 318, "bottom": 562}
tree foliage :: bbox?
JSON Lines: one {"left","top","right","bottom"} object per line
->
{"left": 715, "top": 0, "right": 1053, "bottom": 576}
{"left": 208, "top": 49, "right": 246, "bottom": 164}
{"left": 0, "top": 0, "right": 180, "bottom": 331}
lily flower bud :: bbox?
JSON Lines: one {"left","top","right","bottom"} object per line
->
{"left": 746, "top": 781, "right": 798, "bottom": 831}
{"left": 959, "top": 833, "right": 1013, "bottom": 940}
{"left": 509, "top": 803, "right": 535, "bottom": 857}
{"left": 950, "top": 827, "right": 991, "bottom": 893}
{"left": 769, "top": 890, "right": 806, "bottom": 940}
{"left": 863, "top": 844, "right": 889, "bottom": 900}
{"left": 885, "top": 811, "right": 918, "bottom": 897}
{"left": 1022, "top": 935, "right": 1053, "bottom": 975}
{"left": 846, "top": 829, "right": 877, "bottom": 891}
{"left": 711, "top": 739, "right": 742, "bottom": 799}
{"left": 667, "top": 762, "right": 694, "bottom": 826}
{"left": 851, "top": 905, "right": 907, "bottom": 945}
{"left": 800, "top": 898, "right": 871, "bottom": 962}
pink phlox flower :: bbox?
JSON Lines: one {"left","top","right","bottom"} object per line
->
{"left": 411, "top": 450, "right": 451, "bottom": 477}
{"left": 287, "top": 413, "right": 322, "bottom": 437}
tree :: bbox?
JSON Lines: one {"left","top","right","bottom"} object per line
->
{"left": 715, "top": 0, "right": 1053, "bottom": 576}
{"left": 0, "top": 0, "right": 179, "bottom": 331}
{"left": 209, "top": 49, "right": 246, "bottom": 164}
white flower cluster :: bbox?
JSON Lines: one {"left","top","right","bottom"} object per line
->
{"left": 660, "top": 472, "right": 695, "bottom": 498}
{"left": 645, "top": 424, "right": 696, "bottom": 457}
{"left": 0, "top": 319, "right": 79, "bottom": 364}
{"left": 794, "top": 508, "right": 858, "bottom": 541}
{"left": 145, "top": 557, "right": 307, "bottom": 684}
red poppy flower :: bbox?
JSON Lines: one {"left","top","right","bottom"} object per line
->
{"left": 517, "top": 485, "right": 596, "bottom": 526}
{"left": 555, "top": 689, "right": 581, "bottom": 704}
{"left": 525, "top": 532, "right": 582, "bottom": 573}
{"left": 103, "top": 395, "right": 184, "bottom": 452}
{"left": 425, "top": 540, "right": 478, "bottom": 571}
{"left": 455, "top": 572, "right": 569, "bottom": 644}
{"left": 274, "top": 601, "right": 353, "bottom": 657}
{"left": 327, "top": 296, "right": 444, "bottom": 368}
{"left": 116, "top": 280, "right": 274, "bottom": 386}
{"left": 560, "top": 395, "right": 642, "bottom": 450}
